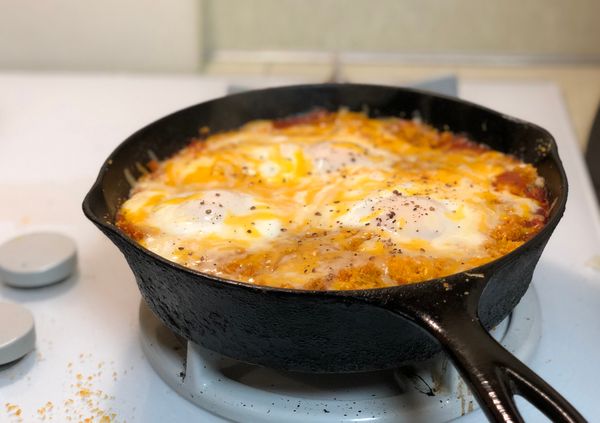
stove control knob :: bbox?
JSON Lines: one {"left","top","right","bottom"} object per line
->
{"left": 0, "top": 301, "right": 35, "bottom": 365}
{"left": 0, "top": 232, "right": 77, "bottom": 288}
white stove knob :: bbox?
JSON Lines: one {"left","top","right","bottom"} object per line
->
{"left": 0, "top": 301, "right": 35, "bottom": 365}
{"left": 0, "top": 232, "right": 77, "bottom": 288}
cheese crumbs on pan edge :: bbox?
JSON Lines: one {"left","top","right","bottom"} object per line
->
{"left": 117, "top": 110, "right": 549, "bottom": 290}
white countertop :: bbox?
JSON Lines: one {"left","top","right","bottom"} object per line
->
{"left": 0, "top": 73, "right": 599, "bottom": 422}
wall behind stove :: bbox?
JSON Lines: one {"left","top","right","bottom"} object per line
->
{"left": 0, "top": 0, "right": 201, "bottom": 72}
{"left": 1, "top": 0, "right": 599, "bottom": 72}
{"left": 204, "top": 0, "right": 600, "bottom": 62}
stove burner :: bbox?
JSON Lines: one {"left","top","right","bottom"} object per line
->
{"left": 139, "top": 287, "right": 541, "bottom": 422}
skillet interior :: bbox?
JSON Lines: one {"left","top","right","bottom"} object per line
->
{"left": 83, "top": 83, "right": 567, "bottom": 372}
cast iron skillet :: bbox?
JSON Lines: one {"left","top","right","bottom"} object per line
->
{"left": 83, "top": 84, "right": 585, "bottom": 422}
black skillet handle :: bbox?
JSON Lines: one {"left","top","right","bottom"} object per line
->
{"left": 376, "top": 275, "right": 586, "bottom": 423}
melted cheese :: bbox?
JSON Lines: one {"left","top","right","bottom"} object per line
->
{"left": 117, "top": 110, "right": 549, "bottom": 290}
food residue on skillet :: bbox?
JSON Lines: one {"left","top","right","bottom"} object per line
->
{"left": 116, "top": 109, "right": 549, "bottom": 290}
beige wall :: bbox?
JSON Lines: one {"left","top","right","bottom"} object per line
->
{"left": 1, "top": 0, "right": 599, "bottom": 72}
{"left": 0, "top": 0, "right": 201, "bottom": 72}
{"left": 205, "top": 0, "right": 600, "bottom": 60}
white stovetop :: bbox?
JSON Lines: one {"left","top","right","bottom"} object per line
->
{"left": 0, "top": 73, "right": 599, "bottom": 422}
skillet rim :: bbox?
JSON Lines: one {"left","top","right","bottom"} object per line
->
{"left": 81, "top": 82, "right": 568, "bottom": 298}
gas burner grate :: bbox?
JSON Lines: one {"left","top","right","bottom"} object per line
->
{"left": 139, "top": 287, "right": 541, "bottom": 422}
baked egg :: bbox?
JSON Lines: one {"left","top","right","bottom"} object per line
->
{"left": 117, "top": 110, "right": 549, "bottom": 290}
